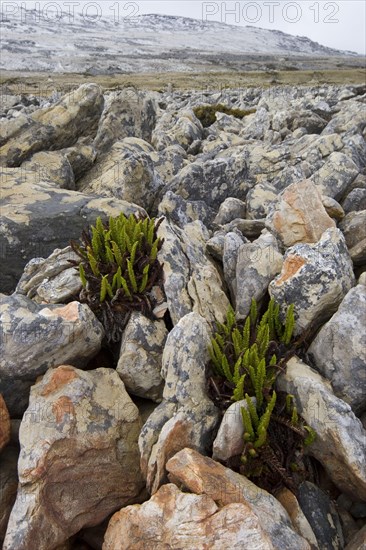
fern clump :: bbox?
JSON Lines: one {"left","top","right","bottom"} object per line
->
{"left": 208, "top": 298, "right": 316, "bottom": 493}
{"left": 70, "top": 213, "right": 165, "bottom": 342}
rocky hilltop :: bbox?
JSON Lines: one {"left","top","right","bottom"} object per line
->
{"left": 0, "top": 81, "right": 365, "bottom": 549}
{"left": 0, "top": 11, "right": 362, "bottom": 74}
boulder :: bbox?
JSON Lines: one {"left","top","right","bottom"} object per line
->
{"left": 3, "top": 366, "right": 144, "bottom": 550}
{"left": 0, "top": 395, "right": 11, "bottom": 452}
{"left": 308, "top": 285, "right": 366, "bottom": 414}
{"left": 213, "top": 197, "right": 246, "bottom": 225}
{"left": 310, "top": 153, "right": 359, "bottom": 201}
{"left": 339, "top": 210, "right": 366, "bottom": 266}
{"left": 0, "top": 446, "right": 18, "bottom": 545}
{"left": 269, "top": 228, "right": 355, "bottom": 335}
{"left": 158, "top": 190, "right": 216, "bottom": 229}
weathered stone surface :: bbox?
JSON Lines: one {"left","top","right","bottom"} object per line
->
{"left": 221, "top": 218, "right": 266, "bottom": 239}
{"left": 138, "top": 313, "right": 220, "bottom": 494}
{"left": 0, "top": 294, "right": 104, "bottom": 383}
{"left": 321, "top": 195, "right": 345, "bottom": 221}
{"left": 117, "top": 312, "right": 167, "bottom": 402}
{"left": 297, "top": 482, "right": 344, "bottom": 550}
{"left": 22, "top": 151, "right": 75, "bottom": 190}
{"left": 267, "top": 180, "right": 336, "bottom": 248}
{"left": 0, "top": 168, "right": 145, "bottom": 292}
{"left": 345, "top": 525, "right": 366, "bottom": 550}
{"left": 93, "top": 89, "right": 158, "bottom": 153}
{"left": 222, "top": 230, "right": 248, "bottom": 299}
{"left": 246, "top": 181, "right": 278, "bottom": 219}
{"left": 78, "top": 139, "right": 163, "bottom": 211}
{"left": 212, "top": 398, "right": 255, "bottom": 462}
{"left": 158, "top": 190, "right": 216, "bottom": 229}
{"left": 342, "top": 188, "right": 366, "bottom": 214}
{"left": 309, "top": 285, "right": 366, "bottom": 414}
{"left": 269, "top": 228, "right": 355, "bottom": 335}
{"left": 276, "top": 357, "right": 366, "bottom": 501}
{"left": 0, "top": 395, "right": 11, "bottom": 452}
{"left": 166, "top": 448, "right": 310, "bottom": 549}
{"left": 0, "top": 446, "right": 18, "bottom": 545}
{"left": 310, "top": 153, "right": 359, "bottom": 201}
{"left": 235, "top": 231, "right": 283, "bottom": 320}
{"left": 16, "top": 246, "right": 81, "bottom": 304}
{"left": 214, "top": 197, "right": 246, "bottom": 225}
{"left": 276, "top": 487, "right": 319, "bottom": 549}
{"left": 3, "top": 365, "right": 144, "bottom": 550}
{"left": 152, "top": 109, "right": 203, "bottom": 151}
{"left": 339, "top": 210, "right": 366, "bottom": 265}
{"left": 0, "top": 84, "right": 104, "bottom": 166}
{"left": 157, "top": 219, "right": 230, "bottom": 326}
{"left": 62, "top": 142, "right": 96, "bottom": 181}
{"left": 103, "top": 482, "right": 275, "bottom": 550}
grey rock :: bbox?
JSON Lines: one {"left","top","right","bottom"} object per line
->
{"left": 269, "top": 228, "right": 355, "bottom": 335}
{"left": 297, "top": 481, "right": 344, "bottom": 550}
{"left": 138, "top": 313, "right": 220, "bottom": 494}
{"left": 235, "top": 231, "right": 283, "bottom": 320}
{"left": 223, "top": 230, "right": 248, "bottom": 299}
{"left": 63, "top": 142, "right": 96, "bottom": 181}
{"left": 158, "top": 191, "right": 216, "bottom": 229}
{"left": 309, "top": 285, "right": 366, "bottom": 414}
{"left": 0, "top": 84, "right": 104, "bottom": 167}
{"left": 221, "top": 218, "right": 266, "bottom": 239}
{"left": 339, "top": 210, "right": 366, "bottom": 266}
{"left": 0, "top": 293, "right": 103, "bottom": 383}
{"left": 0, "top": 446, "right": 18, "bottom": 546}
{"left": 117, "top": 312, "right": 167, "bottom": 402}
{"left": 214, "top": 197, "right": 246, "bottom": 225}
{"left": 246, "top": 181, "right": 278, "bottom": 219}
{"left": 276, "top": 357, "right": 366, "bottom": 501}
{"left": 342, "top": 188, "right": 366, "bottom": 213}
{"left": 310, "top": 152, "right": 359, "bottom": 201}
{"left": 152, "top": 109, "right": 203, "bottom": 151}
{"left": 3, "top": 366, "right": 144, "bottom": 550}
{"left": 22, "top": 151, "right": 75, "bottom": 190}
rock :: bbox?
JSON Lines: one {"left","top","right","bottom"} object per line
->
{"left": 0, "top": 293, "right": 103, "bottom": 386}
{"left": 276, "top": 356, "right": 366, "bottom": 501}
{"left": 342, "top": 188, "right": 366, "bottom": 214}
{"left": 339, "top": 210, "right": 366, "bottom": 266}
{"left": 166, "top": 448, "right": 311, "bottom": 549}
{"left": 246, "top": 181, "right": 278, "bottom": 219}
{"left": 212, "top": 398, "right": 255, "bottom": 462}
{"left": 205, "top": 230, "right": 227, "bottom": 260}
{"left": 77, "top": 139, "right": 163, "bottom": 212}
{"left": 267, "top": 180, "right": 336, "bottom": 248}
{"left": 235, "top": 231, "right": 283, "bottom": 320}
{"left": 63, "top": 142, "right": 96, "bottom": 181}
{"left": 276, "top": 487, "right": 319, "bottom": 549}
{"left": 93, "top": 89, "right": 157, "bottom": 153}
{"left": 321, "top": 195, "right": 345, "bottom": 221}
{"left": 149, "top": 144, "right": 187, "bottom": 183}
{"left": 0, "top": 446, "right": 18, "bottom": 545}
{"left": 103, "top": 482, "right": 276, "bottom": 550}
{"left": 0, "top": 168, "right": 146, "bottom": 293}
{"left": 269, "top": 228, "right": 355, "bottom": 335}
{"left": 138, "top": 313, "right": 220, "bottom": 494}
{"left": 308, "top": 285, "right": 366, "bottom": 414}
{"left": 3, "top": 365, "right": 144, "bottom": 550}
{"left": 22, "top": 151, "right": 75, "bottom": 190}
{"left": 0, "top": 84, "right": 104, "bottom": 166}
{"left": 310, "top": 153, "right": 359, "bottom": 201}
{"left": 222, "top": 230, "right": 248, "bottom": 299}
{"left": 117, "top": 312, "right": 167, "bottom": 402}
{"left": 345, "top": 525, "right": 366, "bottom": 550}
{"left": 297, "top": 481, "right": 344, "bottom": 550}
{"left": 214, "top": 197, "right": 246, "bottom": 225}
{"left": 157, "top": 219, "right": 230, "bottom": 326}
{"left": 16, "top": 246, "right": 82, "bottom": 304}
{"left": 168, "top": 155, "right": 250, "bottom": 210}
{"left": 349, "top": 501, "right": 366, "bottom": 519}
{"left": 152, "top": 109, "right": 203, "bottom": 151}
{"left": 158, "top": 191, "right": 216, "bottom": 229}
{"left": 0, "top": 394, "right": 11, "bottom": 452}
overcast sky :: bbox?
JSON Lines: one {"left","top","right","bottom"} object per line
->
{"left": 10, "top": 1, "right": 366, "bottom": 54}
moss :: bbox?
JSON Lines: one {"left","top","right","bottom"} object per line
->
{"left": 193, "top": 103, "right": 256, "bottom": 127}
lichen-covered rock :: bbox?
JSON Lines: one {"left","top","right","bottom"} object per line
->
{"left": 0, "top": 294, "right": 103, "bottom": 384}
{"left": 166, "top": 448, "right": 310, "bottom": 550}
{"left": 117, "top": 312, "right": 167, "bottom": 402}
{"left": 0, "top": 395, "right": 11, "bottom": 452}
{"left": 276, "top": 357, "right": 366, "bottom": 501}
{"left": 267, "top": 180, "right": 336, "bottom": 247}
{"left": 308, "top": 285, "right": 366, "bottom": 414}
{"left": 152, "top": 109, "right": 203, "bottom": 151}
{"left": 158, "top": 190, "right": 216, "bottom": 229}
{"left": 22, "top": 151, "right": 75, "bottom": 190}
{"left": 77, "top": 139, "right": 163, "bottom": 211}
{"left": 235, "top": 231, "right": 283, "bottom": 320}
{"left": 310, "top": 152, "right": 359, "bottom": 200}
{"left": 246, "top": 181, "right": 278, "bottom": 219}
{"left": 222, "top": 230, "right": 248, "bottom": 299}
{"left": 138, "top": 313, "right": 220, "bottom": 494}
{"left": 339, "top": 210, "right": 366, "bottom": 265}
{"left": 3, "top": 365, "right": 144, "bottom": 550}
{"left": 276, "top": 488, "right": 319, "bottom": 549}
{"left": 0, "top": 169, "right": 145, "bottom": 292}
{"left": 342, "top": 188, "right": 366, "bottom": 214}
{"left": 103, "top": 483, "right": 276, "bottom": 550}
{"left": 214, "top": 197, "right": 246, "bottom": 225}
{"left": 16, "top": 246, "right": 81, "bottom": 304}
{"left": 0, "top": 84, "right": 104, "bottom": 166}
{"left": 269, "top": 228, "right": 355, "bottom": 335}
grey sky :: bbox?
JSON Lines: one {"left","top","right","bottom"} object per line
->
{"left": 8, "top": 1, "right": 366, "bottom": 54}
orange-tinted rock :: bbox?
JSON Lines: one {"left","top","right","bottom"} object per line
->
{"left": 0, "top": 395, "right": 11, "bottom": 453}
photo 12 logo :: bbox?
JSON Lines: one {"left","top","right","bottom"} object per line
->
{"left": 201, "top": 1, "right": 340, "bottom": 25}
{"left": 0, "top": 2, "right": 140, "bottom": 24}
